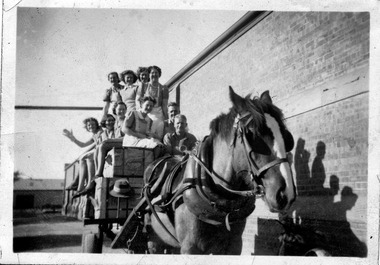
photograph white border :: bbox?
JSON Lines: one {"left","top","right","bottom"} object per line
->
{"left": 1, "top": 0, "right": 379, "bottom": 264}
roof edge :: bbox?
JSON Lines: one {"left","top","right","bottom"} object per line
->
{"left": 165, "top": 11, "right": 272, "bottom": 91}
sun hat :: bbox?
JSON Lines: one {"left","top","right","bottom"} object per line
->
{"left": 109, "top": 179, "right": 134, "bottom": 198}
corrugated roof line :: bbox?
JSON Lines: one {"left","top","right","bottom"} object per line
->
{"left": 165, "top": 11, "right": 272, "bottom": 91}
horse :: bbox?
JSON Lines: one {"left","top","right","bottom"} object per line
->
{"left": 142, "top": 86, "right": 296, "bottom": 255}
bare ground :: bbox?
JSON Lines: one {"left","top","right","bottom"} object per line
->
{"left": 13, "top": 210, "right": 126, "bottom": 254}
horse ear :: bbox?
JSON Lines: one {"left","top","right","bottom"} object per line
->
{"left": 229, "top": 86, "right": 245, "bottom": 113}
{"left": 260, "top": 90, "right": 272, "bottom": 104}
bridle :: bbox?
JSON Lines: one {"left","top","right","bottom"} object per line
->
{"left": 234, "top": 111, "right": 289, "bottom": 197}
{"left": 191, "top": 111, "right": 289, "bottom": 198}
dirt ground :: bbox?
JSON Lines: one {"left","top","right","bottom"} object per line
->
{"left": 13, "top": 210, "right": 127, "bottom": 254}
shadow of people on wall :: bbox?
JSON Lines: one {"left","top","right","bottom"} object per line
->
{"left": 294, "top": 138, "right": 311, "bottom": 196}
{"left": 281, "top": 138, "right": 367, "bottom": 257}
{"left": 310, "top": 141, "right": 330, "bottom": 196}
{"left": 329, "top": 186, "right": 367, "bottom": 257}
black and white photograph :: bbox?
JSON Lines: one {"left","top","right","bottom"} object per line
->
{"left": 1, "top": 0, "right": 379, "bottom": 264}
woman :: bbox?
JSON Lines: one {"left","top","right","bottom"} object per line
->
{"left": 74, "top": 114, "right": 117, "bottom": 197}
{"left": 92, "top": 102, "right": 127, "bottom": 180}
{"left": 122, "top": 96, "right": 163, "bottom": 150}
{"left": 136, "top": 66, "right": 150, "bottom": 84}
{"left": 119, "top": 70, "right": 138, "bottom": 112}
{"left": 113, "top": 101, "right": 127, "bottom": 138}
{"left": 135, "top": 66, "right": 168, "bottom": 140}
{"left": 63, "top": 117, "right": 102, "bottom": 192}
{"left": 102, "top": 71, "right": 123, "bottom": 120}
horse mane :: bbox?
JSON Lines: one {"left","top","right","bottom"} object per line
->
{"left": 209, "top": 94, "right": 286, "bottom": 140}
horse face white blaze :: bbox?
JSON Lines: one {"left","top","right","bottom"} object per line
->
{"left": 264, "top": 114, "right": 295, "bottom": 203}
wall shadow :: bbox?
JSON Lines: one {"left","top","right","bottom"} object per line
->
{"left": 289, "top": 139, "right": 366, "bottom": 257}
{"left": 254, "top": 138, "right": 367, "bottom": 256}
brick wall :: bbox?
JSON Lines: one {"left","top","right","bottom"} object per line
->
{"left": 176, "top": 12, "right": 369, "bottom": 256}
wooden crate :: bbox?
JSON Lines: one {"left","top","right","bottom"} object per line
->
{"left": 103, "top": 147, "right": 155, "bottom": 178}
{"left": 94, "top": 147, "right": 154, "bottom": 219}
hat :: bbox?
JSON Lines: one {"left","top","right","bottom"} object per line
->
{"left": 109, "top": 179, "right": 134, "bottom": 198}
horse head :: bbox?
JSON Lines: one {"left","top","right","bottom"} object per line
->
{"left": 210, "top": 87, "right": 296, "bottom": 213}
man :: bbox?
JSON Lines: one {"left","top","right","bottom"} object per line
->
{"left": 163, "top": 114, "right": 197, "bottom": 155}
{"left": 163, "top": 102, "right": 180, "bottom": 135}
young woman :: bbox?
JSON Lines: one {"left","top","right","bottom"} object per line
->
{"left": 102, "top": 72, "right": 123, "bottom": 120}
{"left": 135, "top": 66, "right": 168, "bottom": 140}
{"left": 92, "top": 102, "right": 127, "bottom": 180}
{"left": 73, "top": 114, "right": 117, "bottom": 197}
{"left": 136, "top": 66, "right": 150, "bottom": 84}
{"left": 63, "top": 117, "right": 102, "bottom": 192}
{"left": 119, "top": 70, "right": 138, "bottom": 112}
{"left": 122, "top": 96, "right": 162, "bottom": 148}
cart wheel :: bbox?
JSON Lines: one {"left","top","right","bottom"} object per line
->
{"left": 82, "top": 233, "right": 102, "bottom": 253}
{"left": 305, "top": 248, "right": 331, "bottom": 256}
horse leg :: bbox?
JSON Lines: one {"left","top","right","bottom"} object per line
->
{"left": 175, "top": 205, "right": 204, "bottom": 254}
{"left": 225, "top": 221, "right": 246, "bottom": 255}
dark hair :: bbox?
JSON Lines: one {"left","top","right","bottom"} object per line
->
{"left": 167, "top": 102, "right": 179, "bottom": 108}
{"left": 136, "top": 67, "right": 150, "bottom": 81}
{"left": 108, "top": 72, "right": 120, "bottom": 82}
{"left": 120, "top": 70, "right": 137, "bottom": 84}
{"left": 148, "top": 65, "right": 162, "bottom": 77}
{"left": 83, "top": 117, "right": 100, "bottom": 131}
{"left": 142, "top": 96, "right": 157, "bottom": 105}
{"left": 112, "top": 101, "right": 127, "bottom": 115}
{"left": 100, "top": 114, "right": 116, "bottom": 127}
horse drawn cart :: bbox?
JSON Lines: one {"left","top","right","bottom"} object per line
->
{"left": 62, "top": 88, "right": 331, "bottom": 255}
{"left": 63, "top": 146, "right": 160, "bottom": 253}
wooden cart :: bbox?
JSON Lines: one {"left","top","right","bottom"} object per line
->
{"left": 63, "top": 146, "right": 156, "bottom": 253}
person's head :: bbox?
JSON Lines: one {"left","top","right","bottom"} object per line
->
{"left": 329, "top": 175, "right": 340, "bottom": 195}
{"left": 120, "top": 70, "right": 137, "bottom": 85}
{"left": 101, "top": 114, "right": 116, "bottom": 130}
{"left": 316, "top": 141, "right": 326, "bottom": 158}
{"left": 136, "top": 67, "right": 149, "bottom": 83}
{"left": 148, "top": 65, "right": 162, "bottom": 82}
{"left": 341, "top": 186, "right": 358, "bottom": 209}
{"left": 113, "top": 102, "right": 127, "bottom": 118}
{"left": 108, "top": 72, "right": 120, "bottom": 85}
{"left": 167, "top": 102, "right": 180, "bottom": 123}
{"left": 174, "top": 114, "right": 188, "bottom": 135}
{"left": 83, "top": 117, "right": 100, "bottom": 133}
{"left": 141, "top": 96, "right": 156, "bottom": 114}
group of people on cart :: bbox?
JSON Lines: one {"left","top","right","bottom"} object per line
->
{"left": 63, "top": 65, "right": 197, "bottom": 198}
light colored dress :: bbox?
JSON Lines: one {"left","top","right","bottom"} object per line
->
{"left": 122, "top": 110, "right": 161, "bottom": 149}
{"left": 103, "top": 84, "right": 123, "bottom": 115}
{"left": 119, "top": 84, "right": 138, "bottom": 113}
{"left": 137, "top": 83, "right": 168, "bottom": 140}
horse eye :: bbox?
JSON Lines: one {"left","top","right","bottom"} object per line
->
{"left": 245, "top": 130, "right": 272, "bottom": 155}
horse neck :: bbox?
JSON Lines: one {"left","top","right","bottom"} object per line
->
{"left": 211, "top": 135, "right": 235, "bottom": 186}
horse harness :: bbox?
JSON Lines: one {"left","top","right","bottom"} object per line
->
{"left": 140, "top": 111, "right": 291, "bottom": 246}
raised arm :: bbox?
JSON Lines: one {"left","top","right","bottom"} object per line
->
{"left": 63, "top": 129, "right": 94, "bottom": 148}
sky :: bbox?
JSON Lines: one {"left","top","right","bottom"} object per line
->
{"left": 14, "top": 7, "right": 246, "bottom": 179}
